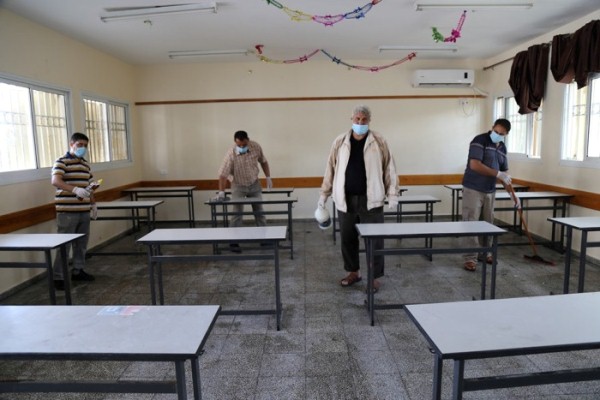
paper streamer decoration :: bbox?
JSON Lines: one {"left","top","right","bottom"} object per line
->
{"left": 432, "top": 10, "right": 467, "bottom": 43}
{"left": 253, "top": 44, "right": 416, "bottom": 72}
{"left": 265, "top": 0, "right": 383, "bottom": 27}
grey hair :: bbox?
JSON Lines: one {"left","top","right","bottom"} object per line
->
{"left": 352, "top": 105, "right": 371, "bottom": 119}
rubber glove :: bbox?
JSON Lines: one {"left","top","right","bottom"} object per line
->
{"left": 497, "top": 171, "right": 512, "bottom": 186}
{"left": 513, "top": 195, "right": 522, "bottom": 210}
{"left": 90, "top": 204, "right": 98, "bottom": 220}
{"left": 317, "top": 195, "right": 328, "bottom": 209}
{"left": 388, "top": 196, "right": 399, "bottom": 210}
{"left": 72, "top": 187, "right": 91, "bottom": 199}
{"left": 266, "top": 177, "right": 273, "bottom": 191}
{"left": 214, "top": 191, "right": 226, "bottom": 201}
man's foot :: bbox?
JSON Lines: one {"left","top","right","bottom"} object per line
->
{"left": 54, "top": 280, "right": 65, "bottom": 291}
{"left": 477, "top": 255, "right": 494, "bottom": 264}
{"left": 365, "top": 279, "right": 381, "bottom": 294}
{"left": 72, "top": 270, "right": 95, "bottom": 281}
{"left": 464, "top": 261, "right": 477, "bottom": 272}
{"left": 229, "top": 244, "right": 242, "bottom": 253}
{"left": 340, "top": 273, "right": 362, "bottom": 287}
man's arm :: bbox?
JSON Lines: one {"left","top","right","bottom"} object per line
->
{"left": 260, "top": 161, "right": 271, "bottom": 178}
{"left": 469, "top": 159, "right": 511, "bottom": 186}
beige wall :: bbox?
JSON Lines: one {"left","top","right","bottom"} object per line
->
{"left": 0, "top": 9, "right": 142, "bottom": 293}
{"left": 1, "top": 8, "right": 599, "bottom": 294}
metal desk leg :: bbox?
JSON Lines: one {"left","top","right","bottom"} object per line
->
{"left": 274, "top": 241, "right": 282, "bottom": 331}
{"left": 491, "top": 235, "right": 498, "bottom": 299}
{"left": 452, "top": 359, "right": 465, "bottom": 400}
{"left": 188, "top": 190, "right": 196, "bottom": 228}
{"left": 59, "top": 245, "right": 72, "bottom": 305}
{"left": 148, "top": 244, "right": 157, "bottom": 305}
{"left": 45, "top": 250, "right": 57, "bottom": 305}
{"left": 563, "top": 226, "right": 573, "bottom": 294}
{"left": 175, "top": 360, "right": 188, "bottom": 400}
{"left": 480, "top": 252, "right": 487, "bottom": 300}
{"left": 366, "top": 238, "right": 376, "bottom": 326}
{"left": 432, "top": 354, "right": 443, "bottom": 400}
{"left": 158, "top": 259, "right": 165, "bottom": 305}
{"left": 191, "top": 356, "right": 202, "bottom": 400}
{"left": 288, "top": 203, "right": 294, "bottom": 259}
{"left": 578, "top": 230, "right": 588, "bottom": 293}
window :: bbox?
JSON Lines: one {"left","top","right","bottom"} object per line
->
{"left": 494, "top": 95, "right": 542, "bottom": 158}
{"left": 0, "top": 78, "right": 69, "bottom": 173}
{"left": 83, "top": 96, "right": 130, "bottom": 164}
{"left": 562, "top": 74, "right": 600, "bottom": 161}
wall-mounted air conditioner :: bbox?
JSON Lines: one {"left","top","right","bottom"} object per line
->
{"left": 412, "top": 69, "right": 474, "bottom": 87}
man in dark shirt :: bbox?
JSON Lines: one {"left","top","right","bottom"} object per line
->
{"left": 461, "top": 118, "right": 518, "bottom": 271}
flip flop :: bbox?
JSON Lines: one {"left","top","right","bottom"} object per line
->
{"left": 340, "top": 274, "right": 362, "bottom": 287}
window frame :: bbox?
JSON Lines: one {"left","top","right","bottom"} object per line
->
{"left": 493, "top": 92, "right": 543, "bottom": 162}
{"left": 560, "top": 74, "right": 600, "bottom": 169}
{"left": 0, "top": 72, "right": 74, "bottom": 186}
{"left": 81, "top": 92, "right": 133, "bottom": 172}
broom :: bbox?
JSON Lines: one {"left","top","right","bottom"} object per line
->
{"left": 506, "top": 184, "right": 555, "bottom": 266}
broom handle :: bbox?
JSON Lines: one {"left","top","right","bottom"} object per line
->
{"left": 506, "top": 185, "right": 540, "bottom": 256}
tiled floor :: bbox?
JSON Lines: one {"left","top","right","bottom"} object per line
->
{"left": 1, "top": 219, "right": 600, "bottom": 399}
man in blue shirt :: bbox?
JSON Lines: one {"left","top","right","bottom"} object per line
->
{"left": 461, "top": 119, "right": 518, "bottom": 271}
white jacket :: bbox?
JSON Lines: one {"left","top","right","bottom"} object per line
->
{"left": 320, "top": 130, "right": 399, "bottom": 212}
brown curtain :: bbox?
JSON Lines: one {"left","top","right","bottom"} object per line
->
{"left": 550, "top": 33, "right": 574, "bottom": 83}
{"left": 508, "top": 43, "right": 549, "bottom": 114}
{"left": 572, "top": 19, "right": 600, "bottom": 89}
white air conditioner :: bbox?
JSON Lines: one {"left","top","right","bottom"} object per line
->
{"left": 412, "top": 69, "right": 474, "bottom": 87}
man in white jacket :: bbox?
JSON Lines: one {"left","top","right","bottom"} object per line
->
{"left": 318, "top": 105, "right": 399, "bottom": 292}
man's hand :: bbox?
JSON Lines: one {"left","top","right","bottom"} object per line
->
{"left": 387, "top": 196, "right": 399, "bottom": 210}
{"left": 318, "top": 195, "right": 328, "bottom": 209}
{"left": 497, "top": 171, "right": 512, "bottom": 186}
{"left": 513, "top": 195, "right": 522, "bottom": 210}
{"left": 266, "top": 177, "right": 273, "bottom": 191}
{"left": 214, "top": 191, "right": 226, "bottom": 201}
{"left": 72, "top": 187, "right": 91, "bottom": 199}
{"left": 90, "top": 204, "right": 98, "bottom": 220}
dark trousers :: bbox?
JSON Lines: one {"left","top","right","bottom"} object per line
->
{"left": 338, "top": 194, "right": 384, "bottom": 279}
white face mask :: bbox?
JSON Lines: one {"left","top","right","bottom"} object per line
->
{"left": 490, "top": 130, "right": 505, "bottom": 144}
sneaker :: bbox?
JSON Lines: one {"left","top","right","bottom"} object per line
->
{"left": 71, "top": 270, "right": 95, "bottom": 281}
{"left": 229, "top": 244, "right": 242, "bottom": 253}
{"left": 54, "top": 280, "right": 65, "bottom": 291}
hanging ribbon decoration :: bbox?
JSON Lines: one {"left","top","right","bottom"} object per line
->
{"left": 432, "top": 10, "right": 467, "bottom": 43}
{"left": 253, "top": 45, "right": 416, "bottom": 72}
{"left": 265, "top": 0, "right": 383, "bottom": 27}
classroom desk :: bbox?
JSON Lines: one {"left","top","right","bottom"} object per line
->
{"left": 0, "top": 233, "right": 83, "bottom": 305}
{"left": 548, "top": 216, "right": 600, "bottom": 294}
{"left": 137, "top": 226, "right": 287, "bottom": 330}
{"left": 405, "top": 293, "right": 600, "bottom": 400}
{"left": 225, "top": 187, "right": 295, "bottom": 197}
{"left": 89, "top": 200, "right": 164, "bottom": 256}
{"left": 123, "top": 186, "right": 196, "bottom": 228}
{"left": 205, "top": 195, "right": 297, "bottom": 259}
{"left": 331, "top": 187, "right": 410, "bottom": 244}
{"left": 444, "top": 184, "right": 529, "bottom": 221}
{"left": 356, "top": 221, "right": 506, "bottom": 326}
{"left": 495, "top": 191, "right": 574, "bottom": 249}
{"left": 0, "top": 305, "right": 219, "bottom": 399}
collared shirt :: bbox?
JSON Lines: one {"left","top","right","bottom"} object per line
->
{"left": 217, "top": 140, "right": 267, "bottom": 186}
{"left": 462, "top": 131, "right": 509, "bottom": 193}
{"left": 52, "top": 152, "right": 93, "bottom": 212}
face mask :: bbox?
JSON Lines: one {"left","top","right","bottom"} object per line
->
{"left": 352, "top": 124, "right": 369, "bottom": 135}
{"left": 74, "top": 147, "right": 87, "bottom": 158}
{"left": 237, "top": 146, "right": 248, "bottom": 154}
{"left": 490, "top": 130, "right": 505, "bottom": 144}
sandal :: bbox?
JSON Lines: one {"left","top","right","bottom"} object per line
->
{"left": 340, "top": 274, "right": 362, "bottom": 287}
{"left": 365, "top": 281, "right": 380, "bottom": 294}
{"left": 464, "top": 261, "right": 477, "bottom": 272}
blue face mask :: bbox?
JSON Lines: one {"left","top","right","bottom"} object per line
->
{"left": 237, "top": 146, "right": 248, "bottom": 154}
{"left": 74, "top": 147, "right": 87, "bottom": 158}
{"left": 490, "top": 130, "right": 505, "bottom": 144}
{"left": 352, "top": 124, "right": 369, "bottom": 135}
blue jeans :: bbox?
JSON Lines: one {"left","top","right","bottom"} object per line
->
{"left": 53, "top": 212, "right": 90, "bottom": 279}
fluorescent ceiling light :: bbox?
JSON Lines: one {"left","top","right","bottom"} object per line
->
{"left": 379, "top": 45, "right": 458, "bottom": 53}
{"left": 168, "top": 50, "right": 249, "bottom": 59}
{"left": 100, "top": 3, "right": 217, "bottom": 22}
{"left": 414, "top": 1, "right": 533, "bottom": 11}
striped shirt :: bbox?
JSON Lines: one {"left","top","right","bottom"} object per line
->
{"left": 217, "top": 140, "right": 267, "bottom": 186}
{"left": 52, "top": 152, "right": 93, "bottom": 213}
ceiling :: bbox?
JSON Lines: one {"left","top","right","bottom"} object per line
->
{"left": 1, "top": 0, "right": 599, "bottom": 66}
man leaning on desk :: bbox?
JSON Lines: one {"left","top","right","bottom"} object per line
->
{"left": 215, "top": 130, "right": 273, "bottom": 253}
{"left": 461, "top": 118, "right": 521, "bottom": 272}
